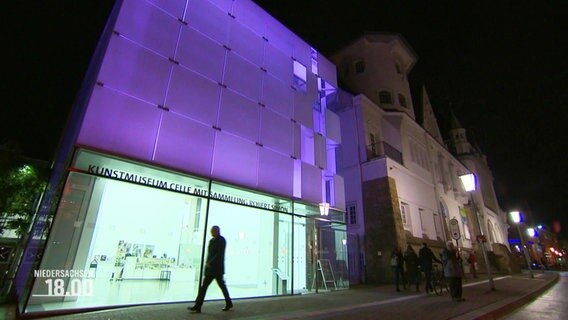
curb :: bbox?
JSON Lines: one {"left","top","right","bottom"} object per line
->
{"left": 454, "top": 273, "right": 560, "bottom": 320}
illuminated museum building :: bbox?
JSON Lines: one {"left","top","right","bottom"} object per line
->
{"left": 15, "top": 0, "right": 347, "bottom": 314}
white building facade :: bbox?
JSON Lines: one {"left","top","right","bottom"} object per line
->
{"left": 329, "top": 34, "right": 509, "bottom": 283}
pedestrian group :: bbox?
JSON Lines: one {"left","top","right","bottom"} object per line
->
{"left": 391, "top": 242, "right": 470, "bottom": 302}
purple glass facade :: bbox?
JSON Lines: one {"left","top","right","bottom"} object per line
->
{"left": 77, "top": 0, "right": 343, "bottom": 205}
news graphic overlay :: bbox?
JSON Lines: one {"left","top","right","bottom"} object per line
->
{"left": 33, "top": 269, "right": 94, "bottom": 297}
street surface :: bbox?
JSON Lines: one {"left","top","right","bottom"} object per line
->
{"left": 503, "top": 272, "right": 567, "bottom": 320}
{"left": 40, "top": 273, "right": 556, "bottom": 320}
{"left": 0, "top": 272, "right": 558, "bottom": 320}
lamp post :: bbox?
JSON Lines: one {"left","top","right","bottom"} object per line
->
{"left": 459, "top": 173, "right": 495, "bottom": 291}
{"left": 510, "top": 211, "right": 534, "bottom": 279}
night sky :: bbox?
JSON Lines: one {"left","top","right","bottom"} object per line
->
{"left": 2, "top": 1, "right": 567, "bottom": 239}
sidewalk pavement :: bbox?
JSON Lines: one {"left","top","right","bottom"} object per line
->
{"left": 1, "top": 271, "right": 559, "bottom": 320}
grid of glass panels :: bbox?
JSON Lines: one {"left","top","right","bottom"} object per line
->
{"left": 76, "top": 0, "right": 343, "bottom": 207}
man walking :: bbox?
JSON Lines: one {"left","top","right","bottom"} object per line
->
{"left": 418, "top": 242, "right": 441, "bottom": 293}
{"left": 188, "top": 225, "right": 233, "bottom": 313}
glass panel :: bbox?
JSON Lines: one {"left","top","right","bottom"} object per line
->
{"left": 292, "top": 202, "right": 320, "bottom": 218}
{"left": 294, "top": 91, "right": 314, "bottom": 129}
{"left": 115, "top": 0, "right": 180, "bottom": 58}
{"left": 228, "top": 19, "right": 264, "bottom": 66}
{"left": 210, "top": 132, "right": 258, "bottom": 188}
{"left": 300, "top": 126, "right": 315, "bottom": 165}
{"left": 98, "top": 36, "right": 171, "bottom": 106}
{"left": 325, "top": 109, "right": 341, "bottom": 143}
{"left": 77, "top": 86, "right": 161, "bottom": 162}
{"left": 262, "top": 19, "right": 294, "bottom": 58}
{"left": 292, "top": 39, "right": 311, "bottom": 71}
{"left": 218, "top": 89, "right": 260, "bottom": 142}
{"left": 154, "top": 113, "right": 216, "bottom": 178}
{"left": 166, "top": 66, "right": 221, "bottom": 126}
{"left": 264, "top": 44, "right": 293, "bottom": 85}
{"left": 208, "top": 0, "right": 233, "bottom": 13}
{"left": 260, "top": 108, "right": 294, "bottom": 156}
{"left": 148, "top": 0, "right": 187, "bottom": 18}
{"left": 176, "top": 26, "right": 226, "bottom": 83}
{"left": 186, "top": 0, "right": 230, "bottom": 44}
{"left": 224, "top": 52, "right": 263, "bottom": 102}
{"left": 302, "top": 162, "right": 323, "bottom": 203}
{"left": 316, "top": 221, "right": 348, "bottom": 290}
{"left": 205, "top": 200, "right": 292, "bottom": 298}
{"left": 293, "top": 216, "right": 308, "bottom": 294}
{"left": 314, "top": 134, "right": 327, "bottom": 169}
{"left": 328, "top": 208, "right": 345, "bottom": 224}
{"left": 231, "top": 0, "right": 266, "bottom": 35}
{"left": 292, "top": 204, "right": 348, "bottom": 292}
{"left": 262, "top": 74, "right": 293, "bottom": 118}
{"left": 26, "top": 172, "right": 208, "bottom": 312}
{"left": 258, "top": 148, "right": 294, "bottom": 198}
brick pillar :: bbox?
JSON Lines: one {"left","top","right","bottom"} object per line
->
{"left": 362, "top": 176, "right": 407, "bottom": 284}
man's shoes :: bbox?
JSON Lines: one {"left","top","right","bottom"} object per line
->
{"left": 188, "top": 305, "right": 201, "bottom": 313}
{"left": 222, "top": 303, "right": 233, "bottom": 311}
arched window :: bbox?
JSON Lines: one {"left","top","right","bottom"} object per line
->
{"left": 378, "top": 90, "right": 392, "bottom": 104}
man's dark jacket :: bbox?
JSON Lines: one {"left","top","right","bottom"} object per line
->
{"left": 419, "top": 246, "right": 441, "bottom": 271}
{"left": 205, "top": 235, "right": 226, "bottom": 277}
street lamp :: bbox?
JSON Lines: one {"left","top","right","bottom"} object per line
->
{"left": 510, "top": 211, "right": 534, "bottom": 279}
{"left": 319, "top": 202, "right": 330, "bottom": 216}
{"left": 459, "top": 173, "right": 495, "bottom": 291}
{"left": 526, "top": 228, "right": 536, "bottom": 238}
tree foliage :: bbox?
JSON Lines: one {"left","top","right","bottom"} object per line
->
{"left": 0, "top": 147, "right": 48, "bottom": 238}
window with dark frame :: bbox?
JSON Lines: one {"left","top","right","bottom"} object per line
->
{"left": 346, "top": 202, "right": 357, "bottom": 225}
{"left": 355, "top": 60, "right": 365, "bottom": 74}
{"left": 369, "top": 133, "right": 377, "bottom": 157}
{"left": 379, "top": 90, "right": 392, "bottom": 104}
